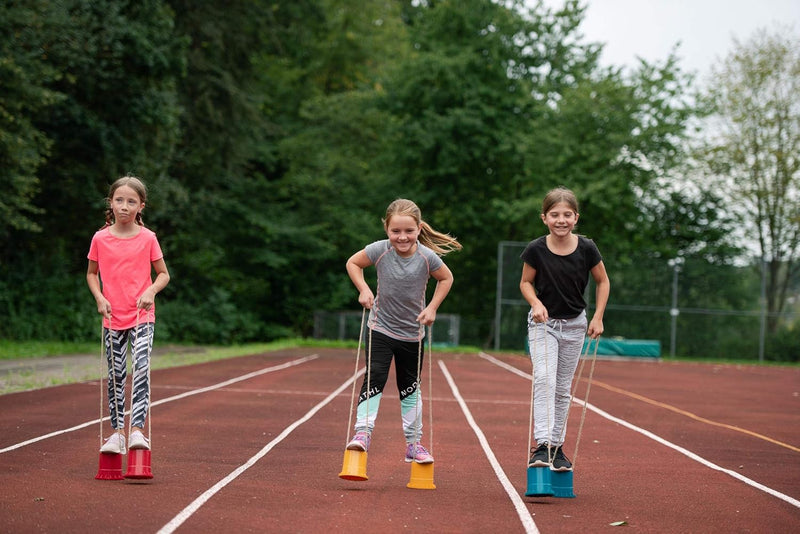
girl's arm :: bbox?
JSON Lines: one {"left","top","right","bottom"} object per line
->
{"left": 417, "top": 263, "right": 454, "bottom": 326}
{"left": 136, "top": 259, "right": 171, "bottom": 310}
{"left": 520, "top": 263, "right": 548, "bottom": 323}
{"left": 87, "top": 260, "right": 112, "bottom": 319}
{"left": 587, "top": 260, "right": 610, "bottom": 339}
{"left": 346, "top": 250, "right": 375, "bottom": 309}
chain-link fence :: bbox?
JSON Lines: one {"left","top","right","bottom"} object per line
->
{"left": 313, "top": 310, "right": 461, "bottom": 347}
{"left": 493, "top": 241, "right": 799, "bottom": 361}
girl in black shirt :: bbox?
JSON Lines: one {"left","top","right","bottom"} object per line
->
{"left": 520, "top": 187, "right": 610, "bottom": 471}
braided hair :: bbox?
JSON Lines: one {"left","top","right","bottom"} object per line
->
{"left": 103, "top": 175, "right": 147, "bottom": 227}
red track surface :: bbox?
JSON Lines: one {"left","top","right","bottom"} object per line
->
{"left": 1, "top": 348, "right": 798, "bottom": 533}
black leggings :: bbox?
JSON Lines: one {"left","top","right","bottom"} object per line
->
{"left": 353, "top": 330, "right": 426, "bottom": 442}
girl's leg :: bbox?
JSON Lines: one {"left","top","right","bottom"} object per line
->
{"left": 551, "top": 312, "right": 587, "bottom": 447}
{"left": 105, "top": 327, "right": 129, "bottom": 430}
{"left": 529, "top": 317, "right": 558, "bottom": 444}
{"left": 130, "top": 322, "right": 154, "bottom": 431}
{"left": 353, "top": 330, "right": 394, "bottom": 434}
{"left": 393, "top": 337, "right": 424, "bottom": 443}
{"left": 394, "top": 336, "right": 434, "bottom": 463}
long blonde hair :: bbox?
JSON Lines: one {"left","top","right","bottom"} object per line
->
{"left": 383, "top": 199, "right": 462, "bottom": 256}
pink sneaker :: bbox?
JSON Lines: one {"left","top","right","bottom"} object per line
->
{"left": 346, "top": 431, "right": 370, "bottom": 452}
{"left": 405, "top": 442, "right": 434, "bottom": 464}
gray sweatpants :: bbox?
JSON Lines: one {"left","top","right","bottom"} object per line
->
{"left": 527, "top": 311, "right": 587, "bottom": 447}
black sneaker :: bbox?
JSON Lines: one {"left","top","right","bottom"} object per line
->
{"left": 551, "top": 446, "right": 573, "bottom": 471}
{"left": 528, "top": 443, "right": 551, "bottom": 468}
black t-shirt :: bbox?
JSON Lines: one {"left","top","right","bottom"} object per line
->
{"left": 519, "top": 235, "right": 603, "bottom": 319}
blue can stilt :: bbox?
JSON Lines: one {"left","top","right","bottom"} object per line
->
{"left": 525, "top": 466, "right": 554, "bottom": 496}
{"left": 550, "top": 469, "right": 576, "bottom": 498}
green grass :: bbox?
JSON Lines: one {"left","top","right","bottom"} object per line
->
{"left": 0, "top": 340, "right": 99, "bottom": 360}
{"left": 0, "top": 338, "right": 794, "bottom": 396}
{"left": 659, "top": 355, "right": 800, "bottom": 367}
{"left": 0, "top": 338, "right": 316, "bottom": 362}
{"left": 0, "top": 337, "right": 484, "bottom": 361}
{"left": 0, "top": 337, "right": 487, "bottom": 395}
{"left": 0, "top": 339, "right": 315, "bottom": 395}
{"left": 1, "top": 338, "right": 792, "bottom": 365}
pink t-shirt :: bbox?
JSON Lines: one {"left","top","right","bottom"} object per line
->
{"left": 88, "top": 226, "right": 164, "bottom": 330}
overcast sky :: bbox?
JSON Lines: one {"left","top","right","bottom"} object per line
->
{"left": 535, "top": 0, "right": 800, "bottom": 78}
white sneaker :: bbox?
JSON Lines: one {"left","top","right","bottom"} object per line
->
{"left": 128, "top": 430, "right": 150, "bottom": 450}
{"left": 99, "top": 432, "right": 126, "bottom": 454}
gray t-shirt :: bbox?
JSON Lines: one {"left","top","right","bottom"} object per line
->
{"left": 364, "top": 239, "right": 444, "bottom": 341}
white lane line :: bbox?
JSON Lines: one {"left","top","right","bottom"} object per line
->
{"left": 479, "top": 352, "right": 530, "bottom": 379}
{"left": 157, "top": 367, "right": 365, "bottom": 534}
{"left": 438, "top": 360, "right": 540, "bottom": 534}
{"left": 478, "top": 352, "right": 800, "bottom": 509}
{"left": 0, "top": 354, "right": 319, "bottom": 454}
{"left": 575, "top": 398, "right": 800, "bottom": 508}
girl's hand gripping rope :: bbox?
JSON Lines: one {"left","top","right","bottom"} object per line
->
{"left": 416, "top": 306, "right": 437, "bottom": 326}
{"left": 587, "top": 317, "right": 604, "bottom": 339}
{"left": 95, "top": 297, "right": 112, "bottom": 320}
{"left": 358, "top": 288, "right": 375, "bottom": 310}
{"left": 530, "top": 301, "right": 549, "bottom": 323}
{"left": 137, "top": 287, "right": 157, "bottom": 311}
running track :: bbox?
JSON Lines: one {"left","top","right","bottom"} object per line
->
{"left": 0, "top": 348, "right": 797, "bottom": 533}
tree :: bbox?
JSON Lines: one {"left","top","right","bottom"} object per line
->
{"left": 156, "top": 0, "right": 410, "bottom": 340}
{"left": 0, "top": 0, "right": 186, "bottom": 341}
{"left": 0, "top": 0, "right": 749, "bottom": 353}
{"left": 380, "top": 0, "right": 699, "bottom": 344}
{"left": 381, "top": 0, "right": 575, "bottom": 344}
{"left": 9, "top": 0, "right": 185, "bottom": 265}
{"left": 0, "top": 1, "right": 64, "bottom": 240}
{"left": 702, "top": 26, "right": 800, "bottom": 332}
{"left": 264, "top": 0, "right": 410, "bottom": 334}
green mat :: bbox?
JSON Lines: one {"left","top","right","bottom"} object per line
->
{"left": 583, "top": 338, "right": 661, "bottom": 358}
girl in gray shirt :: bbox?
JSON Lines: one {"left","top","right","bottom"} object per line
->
{"left": 345, "top": 199, "right": 461, "bottom": 464}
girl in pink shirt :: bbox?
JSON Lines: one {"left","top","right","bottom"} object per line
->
{"left": 87, "top": 176, "right": 170, "bottom": 454}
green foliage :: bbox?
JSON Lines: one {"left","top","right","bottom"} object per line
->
{"left": 1, "top": 0, "right": 793, "bottom": 361}
{"left": 378, "top": 0, "right": 701, "bottom": 342}
{"left": 2, "top": 0, "right": 186, "bottom": 296}
{"left": 0, "top": 340, "right": 97, "bottom": 360}
{"left": 766, "top": 324, "right": 800, "bottom": 362}
{"left": 0, "top": 248, "right": 97, "bottom": 341}
{"left": 157, "top": 288, "right": 289, "bottom": 345}
{"left": 0, "top": 1, "right": 64, "bottom": 238}
{"left": 701, "top": 26, "right": 800, "bottom": 331}
{"left": 380, "top": 0, "right": 550, "bottom": 342}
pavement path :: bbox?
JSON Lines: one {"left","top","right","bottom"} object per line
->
{"left": 0, "top": 346, "right": 208, "bottom": 395}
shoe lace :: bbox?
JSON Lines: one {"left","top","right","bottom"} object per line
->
{"left": 411, "top": 443, "right": 430, "bottom": 456}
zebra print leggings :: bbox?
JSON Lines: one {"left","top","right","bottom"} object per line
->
{"left": 103, "top": 323, "right": 153, "bottom": 430}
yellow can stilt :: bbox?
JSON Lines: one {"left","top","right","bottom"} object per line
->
{"left": 338, "top": 449, "right": 369, "bottom": 481}
{"left": 407, "top": 461, "right": 436, "bottom": 489}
